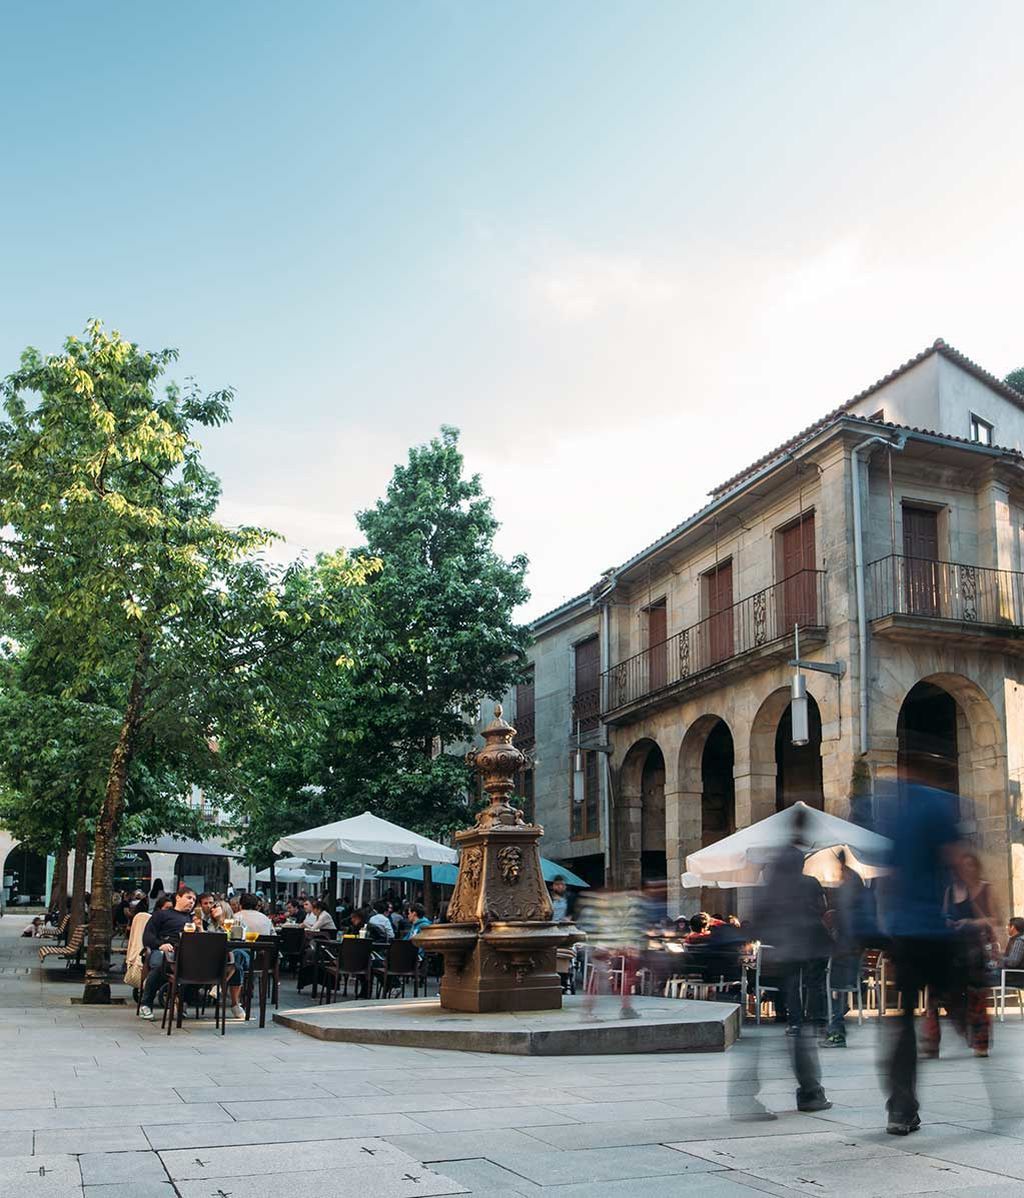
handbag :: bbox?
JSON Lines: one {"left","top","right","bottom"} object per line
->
{"left": 124, "top": 958, "right": 143, "bottom": 989}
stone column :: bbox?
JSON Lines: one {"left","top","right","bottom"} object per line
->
{"left": 666, "top": 788, "right": 702, "bottom": 917}
{"left": 732, "top": 755, "right": 775, "bottom": 830}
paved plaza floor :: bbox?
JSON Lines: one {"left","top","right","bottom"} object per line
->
{"left": 4, "top": 919, "right": 1024, "bottom": 1197}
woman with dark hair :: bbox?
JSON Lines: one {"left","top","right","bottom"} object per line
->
{"left": 149, "top": 878, "right": 164, "bottom": 900}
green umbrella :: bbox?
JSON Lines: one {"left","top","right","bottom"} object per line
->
{"left": 379, "top": 856, "right": 590, "bottom": 889}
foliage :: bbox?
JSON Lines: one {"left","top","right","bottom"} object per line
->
{"left": 0, "top": 321, "right": 374, "bottom": 999}
{"left": 1006, "top": 368, "right": 1024, "bottom": 397}
{"left": 322, "top": 426, "right": 531, "bottom": 836}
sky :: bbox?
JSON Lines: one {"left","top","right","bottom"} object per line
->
{"left": 2, "top": 1, "right": 1023, "bottom": 620}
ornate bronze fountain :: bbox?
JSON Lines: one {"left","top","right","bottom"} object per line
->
{"left": 414, "top": 705, "right": 583, "bottom": 1012}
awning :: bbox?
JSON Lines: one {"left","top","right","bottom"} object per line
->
{"left": 120, "top": 836, "right": 244, "bottom": 859}
{"left": 379, "top": 856, "right": 590, "bottom": 889}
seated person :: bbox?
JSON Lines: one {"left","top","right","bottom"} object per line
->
{"left": 138, "top": 888, "right": 198, "bottom": 1020}
{"left": 1005, "top": 917, "right": 1024, "bottom": 969}
{"left": 305, "top": 897, "right": 337, "bottom": 935}
{"left": 367, "top": 899, "right": 396, "bottom": 944}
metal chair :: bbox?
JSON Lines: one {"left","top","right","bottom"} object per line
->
{"left": 163, "top": 933, "right": 232, "bottom": 1036}
{"left": 826, "top": 952, "right": 866, "bottom": 1027}
{"left": 993, "top": 968, "right": 1024, "bottom": 1022}
{"left": 332, "top": 937, "right": 374, "bottom": 1002}
{"left": 276, "top": 925, "right": 305, "bottom": 975}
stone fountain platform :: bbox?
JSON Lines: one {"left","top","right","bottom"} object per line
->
{"left": 273, "top": 993, "right": 740, "bottom": 1055}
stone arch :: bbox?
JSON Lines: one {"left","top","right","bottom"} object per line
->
{"left": 893, "top": 671, "right": 1005, "bottom": 842}
{"left": 616, "top": 737, "right": 665, "bottom": 890}
{"left": 748, "top": 684, "right": 826, "bottom": 823}
{"left": 675, "top": 715, "right": 736, "bottom": 914}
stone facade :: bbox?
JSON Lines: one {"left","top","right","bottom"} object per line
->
{"left": 519, "top": 343, "right": 1024, "bottom": 919}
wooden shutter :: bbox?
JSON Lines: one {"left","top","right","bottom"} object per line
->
{"left": 647, "top": 600, "right": 667, "bottom": 691}
{"left": 781, "top": 513, "right": 816, "bottom": 630}
{"left": 706, "top": 561, "right": 734, "bottom": 665}
{"left": 574, "top": 637, "right": 600, "bottom": 731}
{"left": 902, "top": 506, "right": 940, "bottom": 616}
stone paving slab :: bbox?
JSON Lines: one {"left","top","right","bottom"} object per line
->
{"left": 33, "top": 1128, "right": 151, "bottom": 1156}
{"left": 82, "top": 1185, "right": 175, "bottom": 1198}
{"left": 0, "top": 1132, "right": 32, "bottom": 1157}
{"left": 384, "top": 1128, "right": 560, "bottom": 1163}
{"left": 483, "top": 1144, "right": 727, "bottom": 1185}
{"left": 741, "top": 1152, "right": 1019, "bottom": 1195}
{"left": 0, "top": 1153, "right": 82, "bottom": 1198}
{"left": 77, "top": 1150, "right": 166, "bottom": 1185}
{"left": 159, "top": 1137, "right": 417, "bottom": 1179}
{"left": 143, "top": 1111, "right": 431, "bottom": 1150}
{"left": 172, "top": 1165, "right": 468, "bottom": 1198}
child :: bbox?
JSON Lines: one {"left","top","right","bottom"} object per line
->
{"left": 21, "top": 917, "right": 44, "bottom": 938}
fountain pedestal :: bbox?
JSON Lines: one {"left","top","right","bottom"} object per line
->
{"left": 415, "top": 706, "right": 582, "bottom": 1013}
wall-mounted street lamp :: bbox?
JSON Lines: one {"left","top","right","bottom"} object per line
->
{"left": 789, "top": 624, "right": 845, "bottom": 749}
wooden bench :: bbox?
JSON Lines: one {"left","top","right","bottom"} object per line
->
{"left": 39, "top": 924, "right": 87, "bottom": 969}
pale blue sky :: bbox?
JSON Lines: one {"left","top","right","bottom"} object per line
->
{"left": 3, "top": 2, "right": 1023, "bottom": 618}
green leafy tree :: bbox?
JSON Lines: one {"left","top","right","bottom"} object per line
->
{"left": 0, "top": 322, "right": 280, "bottom": 1000}
{"left": 321, "top": 426, "right": 530, "bottom": 835}
{"left": 1006, "top": 368, "right": 1024, "bottom": 397}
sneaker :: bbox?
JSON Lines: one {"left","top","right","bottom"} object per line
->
{"left": 619, "top": 1007, "right": 641, "bottom": 1020}
{"left": 230, "top": 1004, "right": 246, "bottom": 1020}
{"left": 821, "top": 1032, "right": 847, "bottom": 1048}
{"left": 138, "top": 1006, "right": 154, "bottom": 1021}
{"left": 886, "top": 1113, "right": 921, "bottom": 1136}
{"left": 785, "top": 1025, "right": 801, "bottom": 1036}
{"left": 797, "top": 1095, "right": 833, "bottom": 1112}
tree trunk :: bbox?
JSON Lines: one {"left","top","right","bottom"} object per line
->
{"left": 83, "top": 635, "right": 149, "bottom": 1004}
{"left": 52, "top": 833, "right": 70, "bottom": 920}
{"left": 70, "top": 821, "right": 89, "bottom": 932}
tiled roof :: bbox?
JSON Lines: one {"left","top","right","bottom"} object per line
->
{"left": 710, "top": 339, "right": 1024, "bottom": 496}
{"left": 528, "top": 340, "right": 1023, "bottom": 629}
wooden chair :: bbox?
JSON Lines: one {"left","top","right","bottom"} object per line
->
{"left": 163, "top": 933, "right": 232, "bottom": 1036}
{"left": 373, "top": 939, "right": 423, "bottom": 999}
{"left": 39, "top": 924, "right": 87, "bottom": 969}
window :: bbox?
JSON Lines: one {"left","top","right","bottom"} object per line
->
{"left": 514, "top": 669, "right": 535, "bottom": 748}
{"left": 573, "top": 636, "right": 600, "bottom": 732}
{"left": 970, "top": 413, "right": 993, "bottom": 446}
{"left": 571, "top": 750, "right": 600, "bottom": 838}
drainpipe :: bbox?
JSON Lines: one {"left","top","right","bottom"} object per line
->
{"left": 851, "top": 433, "right": 906, "bottom": 756}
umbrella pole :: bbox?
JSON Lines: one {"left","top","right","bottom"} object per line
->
{"left": 357, "top": 862, "right": 365, "bottom": 909}
{"left": 423, "top": 865, "right": 434, "bottom": 918}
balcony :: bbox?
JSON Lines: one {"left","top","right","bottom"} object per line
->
{"left": 866, "top": 555, "right": 1024, "bottom": 654}
{"left": 601, "top": 570, "right": 828, "bottom": 723}
{"left": 513, "top": 709, "right": 536, "bottom": 745}
{"left": 572, "top": 687, "right": 601, "bottom": 734}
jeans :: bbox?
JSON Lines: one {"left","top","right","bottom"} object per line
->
{"left": 885, "top": 937, "right": 955, "bottom": 1121}
{"left": 729, "top": 1000, "right": 826, "bottom": 1114}
{"left": 783, "top": 958, "right": 827, "bottom": 1029}
{"left": 141, "top": 949, "right": 169, "bottom": 1007}
{"left": 827, "top": 953, "right": 860, "bottom": 1035}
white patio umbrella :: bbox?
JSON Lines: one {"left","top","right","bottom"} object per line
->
{"left": 272, "top": 811, "right": 457, "bottom": 906}
{"left": 682, "top": 801, "right": 891, "bottom": 890}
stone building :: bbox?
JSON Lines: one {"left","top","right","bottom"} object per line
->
{"left": 511, "top": 340, "right": 1024, "bottom": 918}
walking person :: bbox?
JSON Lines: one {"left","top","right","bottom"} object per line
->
{"left": 730, "top": 813, "right": 832, "bottom": 1121}
{"left": 822, "top": 850, "right": 874, "bottom": 1048}
{"left": 877, "top": 772, "right": 963, "bottom": 1135}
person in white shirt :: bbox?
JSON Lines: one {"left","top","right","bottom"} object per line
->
{"left": 308, "top": 897, "right": 336, "bottom": 934}
{"left": 302, "top": 899, "right": 317, "bottom": 929}
{"left": 236, "top": 893, "right": 275, "bottom": 937}
{"left": 368, "top": 899, "right": 396, "bottom": 944}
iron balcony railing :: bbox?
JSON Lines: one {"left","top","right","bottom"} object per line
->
{"left": 513, "top": 709, "right": 536, "bottom": 744}
{"left": 601, "top": 569, "right": 828, "bottom": 714}
{"left": 572, "top": 687, "right": 602, "bottom": 733}
{"left": 866, "top": 554, "right": 1024, "bottom": 626}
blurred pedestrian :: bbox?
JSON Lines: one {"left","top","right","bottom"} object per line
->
{"left": 877, "top": 773, "right": 962, "bottom": 1135}
{"left": 576, "top": 887, "right": 645, "bottom": 1020}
